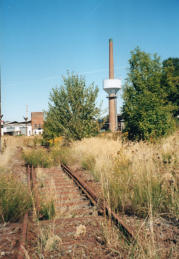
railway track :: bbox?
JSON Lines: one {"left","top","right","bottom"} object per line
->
{"left": 1, "top": 159, "right": 178, "bottom": 258}
{"left": 15, "top": 163, "right": 136, "bottom": 258}
{"left": 61, "top": 164, "right": 136, "bottom": 241}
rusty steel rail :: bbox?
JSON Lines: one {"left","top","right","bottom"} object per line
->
{"left": 17, "top": 213, "right": 28, "bottom": 259}
{"left": 18, "top": 165, "right": 39, "bottom": 258}
{"left": 61, "top": 164, "right": 136, "bottom": 242}
{"left": 17, "top": 165, "right": 31, "bottom": 259}
{"left": 31, "top": 166, "right": 40, "bottom": 213}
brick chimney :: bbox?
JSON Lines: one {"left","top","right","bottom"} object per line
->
{"left": 108, "top": 39, "right": 116, "bottom": 132}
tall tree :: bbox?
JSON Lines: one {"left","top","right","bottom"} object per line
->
{"left": 43, "top": 72, "right": 100, "bottom": 141}
{"left": 161, "top": 58, "right": 179, "bottom": 116}
{"left": 123, "top": 48, "right": 175, "bottom": 141}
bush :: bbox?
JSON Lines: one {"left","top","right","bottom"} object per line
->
{"left": 43, "top": 72, "right": 100, "bottom": 141}
{"left": 0, "top": 173, "right": 32, "bottom": 222}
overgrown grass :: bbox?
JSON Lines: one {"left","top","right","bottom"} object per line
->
{"left": 36, "top": 168, "right": 57, "bottom": 220}
{"left": 23, "top": 149, "right": 52, "bottom": 167}
{"left": 0, "top": 136, "right": 25, "bottom": 167}
{"left": 59, "top": 131, "right": 179, "bottom": 219}
{"left": 22, "top": 146, "right": 64, "bottom": 168}
{"left": 0, "top": 172, "right": 32, "bottom": 222}
{"left": 39, "top": 200, "right": 55, "bottom": 220}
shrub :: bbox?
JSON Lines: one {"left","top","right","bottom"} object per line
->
{"left": 43, "top": 72, "right": 100, "bottom": 141}
{"left": 0, "top": 173, "right": 32, "bottom": 222}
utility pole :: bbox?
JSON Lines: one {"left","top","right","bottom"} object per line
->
{"left": 23, "top": 105, "right": 28, "bottom": 136}
{"left": 0, "top": 68, "right": 3, "bottom": 152}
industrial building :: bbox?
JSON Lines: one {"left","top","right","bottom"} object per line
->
{"left": 2, "top": 121, "right": 32, "bottom": 136}
{"left": 31, "top": 112, "right": 44, "bottom": 135}
{"left": 2, "top": 112, "right": 44, "bottom": 136}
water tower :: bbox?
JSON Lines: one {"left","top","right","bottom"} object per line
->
{"left": 103, "top": 39, "right": 121, "bottom": 132}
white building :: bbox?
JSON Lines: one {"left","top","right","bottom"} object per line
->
{"left": 2, "top": 121, "right": 32, "bottom": 136}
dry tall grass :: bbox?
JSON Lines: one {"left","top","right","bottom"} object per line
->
{"left": 62, "top": 131, "right": 179, "bottom": 219}
{"left": 0, "top": 136, "right": 33, "bottom": 222}
{"left": 57, "top": 132, "right": 179, "bottom": 258}
{"left": 0, "top": 172, "right": 32, "bottom": 222}
{"left": 0, "top": 136, "right": 26, "bottom": 167}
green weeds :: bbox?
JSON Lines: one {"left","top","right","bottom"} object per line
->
{"left": 39, "top": 200, "right": 55, "bottom": 220}
{"left": 0, "top": 173, "right": 32, "bottom": 222}
{"left": 23, "top": 149, "right": 52, "bottom": 167}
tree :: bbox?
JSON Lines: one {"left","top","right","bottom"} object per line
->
{"left": 43, "top": 72, "right": 100, "bottom": 141}
{"left": 123, "top": 48, "right": 175, "bottom": 141}
{"left": 161, "top": 58, "right": 179, "bottom": 116}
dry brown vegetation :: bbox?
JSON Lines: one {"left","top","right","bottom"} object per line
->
{"left": 1, "top": 134, "right": 178, "bottom": 257}
{"left": 56, "top": 131, "right": 179, "bottom": 258}
{"left": 0, "top": 136, "right": 25, "bottom": 167}
{"left": 62, "top": 131, "right": 179, "bottom": 219}
{"left": 0, "top": 136, "right": 32, "bottom": 222}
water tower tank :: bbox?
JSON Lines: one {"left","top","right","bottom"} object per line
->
{"left": 103, "top": 78, "right": 121, "bottom": 96}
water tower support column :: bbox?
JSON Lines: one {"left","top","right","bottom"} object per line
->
{"left": 103, "top": 39, "right": 121, "bottom": 132}
{"left": 109, "top": 39, "right": 116, "bottom": 132}
{"left": 109, "top": 95, "right": 116, "bottom": 132}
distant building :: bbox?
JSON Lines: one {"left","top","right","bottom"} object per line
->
{"left": 31, "top": 112, "right": 44, "bottom": 135}
{"left": 2, "top": 112, "right": 44, "bottom": 136}
{"left": 2, "top": 121, "right": 32, "bottom": 136}
{"left": 100, "top": 114, "right": 125, "bottom": 132}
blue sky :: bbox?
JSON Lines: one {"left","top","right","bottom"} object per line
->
{"left": 0, "top": 0, "right": 179, "bottom": 121}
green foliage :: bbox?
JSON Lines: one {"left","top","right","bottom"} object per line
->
{"left": 43, "top": 72, "right": 100, "bottom": 141}
{"left": 123, "top": 47, "right": 175, "bottom": 141}
{"left": 0, "top": 173, "right": 32, "bottom": 222}
{"left": 23, "top": 149, "right": 53, "bottom": 168}
{"left": 22, "top": 147, "right": 65, "bottom": 168}
{"left": 39, "top": 200, "right": 55, "bottom": 220}
{"left": 161, "top": 58, "right": 179, "bottom": 116}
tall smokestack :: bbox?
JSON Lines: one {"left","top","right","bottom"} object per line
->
{"left": 108, "top": 39, "right": 116, "bottom": 132}
{"left": 109, "top": 39, "right": 114, "bottom": 79}
{"left": 103, "top": 39, "right": 121, "bottom": 132}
